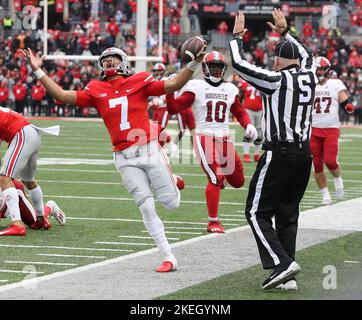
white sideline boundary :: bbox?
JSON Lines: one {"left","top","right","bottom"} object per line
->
{"left": 0, "top": 225, "right": 239, "bottom": 293}
{"left": 0, "top": 198, "right": 361, "bottom": 295}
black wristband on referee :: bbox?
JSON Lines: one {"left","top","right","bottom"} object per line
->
{"left": 339, "top": 98, "right": 350, "bottom": 109}
{"left": 280, "top": 26, "right": 290, "bottom": 37}
{"left": 233, "top": 33, "right": 243, "bottom": 40}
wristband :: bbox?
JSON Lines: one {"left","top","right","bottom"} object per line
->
{"left": 339, "top": 98, "right": 350, "bottom": 109}
{"left": 187, "top": 60, "right": 198, "bottom": 72}
{"left": 34, "top": 68, "right": 45, "bottom": 79}
{"left": 233, "top": 33, "right": 243, "bottom": 40}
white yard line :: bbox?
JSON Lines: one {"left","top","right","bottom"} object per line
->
{"left": 164, "top": 226, "right": 206, "bottom": 230}
{"left": 165, "top": 231, "right": 203, "bottom": 235}
{"left": 0, "top": 280, "right": 9, "bottom": 283}
{"left": 0, "top": 270, "right": 43, "bottom": 274}
{"left": 44, "top": 195, "right": 242, "bottom": 206}
{"left": 0, "top": 244, "right": 133, "bottom": 253}
{"left": 0, "top": 196, "right": 361, "bottom": 296}
{"left": 38, "top": 254, "right": 106, "bottom": 259}
{"left": 118, "top": 235, "right": 180, "bottom": 241}
{"left": 93, "top": 242, "right": 153, "bottom": 246}
{"left": 66, "top": 216, "right": 239, "bottom": 226}
{"left": 40, "top": 152, "right": 110, "bottom": 157}
{"left": 0, "top": 225, "right": 241, "bottom": 293}
{"left": 344, "top": 260, "right": 359, "bottom": 264}
{"left": 4, "top": 261, "right": 78, "bottom": 267}
{"left": 41, "top": 146, "right": 109, "bottom": 151}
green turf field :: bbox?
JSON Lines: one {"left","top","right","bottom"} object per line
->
{"left": 0, "top": 119, "right": 361, "bottom": 292}
{"left": 160, "top": 232, "right": 362, "bottom": 300}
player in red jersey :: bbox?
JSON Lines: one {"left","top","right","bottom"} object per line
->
{"left": 166, "top": 51, "right": 257, "bottom": 233}
{"left": 0, "top": 107, "right": 60, "bottom": 236}
{"left": 239, "top": 79, "right": 263, "bottom": 162}
{"left": 23, "top": 42, "right": 205, "bottom": 272}
{"left": 0, "top": 179, "right": 66, "bottom": 227}
{"left": 166, "top": 74, "right": 196, "bottom": 154}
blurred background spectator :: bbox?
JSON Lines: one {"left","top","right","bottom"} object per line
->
{"left": 0, "top": 0, "right": 359, "bottom": 124}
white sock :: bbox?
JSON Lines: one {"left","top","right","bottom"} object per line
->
{"left": 28, "top": 186, "right": 45, "bottom": 217}
{"left": 254, "top": 144, "right": 262, "bottom": 155}
{"left": 320, "top": 187, "right": 330, "bottom": 196}
{"left": 3, "top": 188, "right": 21, "bottom": 222}
{"left": 139, "top": 198, "right": 172, "bottom": 259}
{"left": 243, "top": 142, "right": 250, "bottom": 155}
{"left": 334, "top": 176, "right": 344, "bottom": 190}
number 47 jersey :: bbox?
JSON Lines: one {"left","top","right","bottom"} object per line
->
{"left": 182, "top": 79, "right": 239, "bottom": 137}
{"left": 313, "top": 79, "right": 347, "bottom": 128}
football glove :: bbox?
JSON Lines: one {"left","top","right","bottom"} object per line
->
{"left": 345, "top": 103, "right": 355, "bottom": 114}
{"left": 245, "top": 123, "right": 258, "bottom": 142}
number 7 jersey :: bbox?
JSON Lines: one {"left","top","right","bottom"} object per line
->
{"left": 76, "top": 72, "right": 164, "bottom": 151}
{"left": 313, "top": 79, "right": 347, "bottom": 128}
{"left": 182, "top": 79, "right": 239, "bottom": 137}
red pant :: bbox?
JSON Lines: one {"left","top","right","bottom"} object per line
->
{"left": 152, "top": 108, "right": 171, "bottom": 129}
{"left": 310, "top": 127, "right": 340, "bottom": 173}
{"left": 176, "top": 108, "right": 196, "bottom": 131}
{"left": 194, "top": 134, "right": 245, "bottom": 188}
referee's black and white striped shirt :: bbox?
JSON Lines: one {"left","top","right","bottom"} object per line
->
{"left": 230, "top": 33, "right": 318, "bottom": 144}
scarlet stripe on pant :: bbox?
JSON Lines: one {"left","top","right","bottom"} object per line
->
{"left": 4, "top": 129, "right": 25, "bottom": 177}
{"left": 193, "top": 134, "right": 245, "bottom": 188}
{"left": 194, "top": 134, "right": 245, "bottom": 221}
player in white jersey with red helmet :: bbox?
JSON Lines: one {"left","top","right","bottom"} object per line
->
{"left": 311, "top": 57, "right": 355, "bottom": 205}
{"left": 167, "top": 51, "right": 257, "bottom": 233}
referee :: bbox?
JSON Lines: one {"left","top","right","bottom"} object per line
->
{"left": 230, "top": 9, "right": 317, "bottom": 290}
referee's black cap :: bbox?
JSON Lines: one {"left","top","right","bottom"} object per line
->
{"left": 271, "top": 40, "right": 300, "bottom": 59}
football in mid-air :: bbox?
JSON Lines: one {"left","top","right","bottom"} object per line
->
{"left": 180, "top": 36, "right": 207, "bottom": 62}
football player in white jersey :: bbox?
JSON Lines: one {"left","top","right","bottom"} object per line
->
{"left": 167, "top": 51, "right": 257, "bottom": 233}
{"left": 311, "top": 57, "right": 355, "bottom": 205}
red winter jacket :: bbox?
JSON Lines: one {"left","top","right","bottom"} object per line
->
{"left": 13, "top": 84, "right": 27, "bottom": 101}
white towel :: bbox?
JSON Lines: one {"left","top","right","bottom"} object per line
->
{"left": 31, "top": 124, "right": 60, "bottom": 136}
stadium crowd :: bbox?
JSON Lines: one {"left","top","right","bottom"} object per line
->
{"left": 0, "top": 0, "right": 361, "bottom": 123}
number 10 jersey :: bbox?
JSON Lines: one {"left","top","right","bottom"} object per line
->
{"left": 182, "top": 79, "right": 239, "bottom": 137}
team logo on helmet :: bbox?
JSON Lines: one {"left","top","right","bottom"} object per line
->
{"left": 202, "top": 51, "right": 227, "bottom": 84}
{"left": 97, "top": 47, "right": 131, "bottom": 79}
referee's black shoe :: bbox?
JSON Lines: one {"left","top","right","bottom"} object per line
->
{"left": 262, "top": 261, "right": 301, "bottom": 290}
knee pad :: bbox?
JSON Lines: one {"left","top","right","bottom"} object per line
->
{"left": 158, "top": 190, "right": 180, "bottom": 210}
{"left": 243, "top": 136, "right": 252, "bottom": 143}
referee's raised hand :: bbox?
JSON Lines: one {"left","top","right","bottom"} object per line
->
{"left": 267, "top": 8, "right": 288, "bottom": 35}
{"left": 233, "top": 11, "right": 248, "bottom": 37}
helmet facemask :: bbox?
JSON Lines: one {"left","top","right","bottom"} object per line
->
{"left": 152, "top": 70, "right": 165, "bottom": 80}
{"left": 98, "top": 48, "right": 131, "bottom": 80}
{"left": 152, "top": 63, "right": 166, "bottom": 80}
{"left": 317, "top": 67, "right": 329, "bottom": 82}
{"left": 202, "top": 61, "right": 226, "bottom": 84}
{"left": 101, "top": 56, "right": 122, "bottom": 78}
